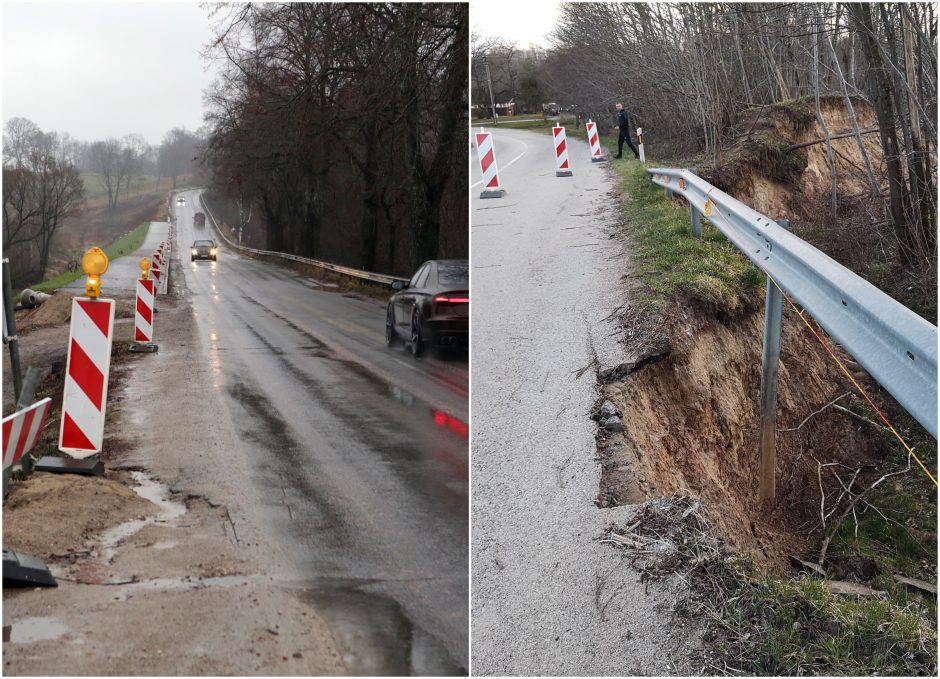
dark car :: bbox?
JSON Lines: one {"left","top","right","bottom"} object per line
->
{"left": 193, "top": 212, "right": 206, "bottom": 228}
{"left": 386, "top": 260, "right": 468, "bottom": 357}
{"left": 191, "top": 239, "right": 217, "bottom": 262}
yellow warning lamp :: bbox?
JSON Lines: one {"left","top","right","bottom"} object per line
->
{"left": 140, "top": 257, "right": 151, "bottom": 280}
{"left": 81, "top": 247, "right": 109, "bottom": 299}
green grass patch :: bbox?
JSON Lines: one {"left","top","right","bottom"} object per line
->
{"left": 712, "top": 566, "right": 937, "bottom": 675}
{"left": 494, "top": 118, "right": 553, "bottom": 131}
{"left": 27, "top": 222, "right": 152, "bottom": 294}
{"left": 607, "top": 140, "right": 763, "bottom": 312}
{"left": 827, "top": 397, "right": 938, "bottom": 585}
{"left": 616, "top": 496, "right": 937, "bottom": 675}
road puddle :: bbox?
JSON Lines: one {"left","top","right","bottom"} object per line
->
{"left": 298, "top": 578, "right": 465, "bottom": 676}
{"left": 97, "top": 471, "right": 186, "bottom": 562}
{"left": 3, "top": 617, "right": 70, "bottom": 644}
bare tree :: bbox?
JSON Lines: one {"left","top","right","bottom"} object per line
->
{"left": 91, "top": 138, "right": 123, "bottom": 209}
{"left": 201, "top": 2, "right": 468, "bottom": 275}
{"left": 158, "top": 128, "right": 199, "bottom": 189}
{"left": 2, "top": 117, "right": 42, "bottom": 168}
{"left": 2, "top": 118, "right": 85, "bottom": 282}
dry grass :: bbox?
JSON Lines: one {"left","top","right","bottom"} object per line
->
{"left": 604, "top": 495, "right": 937, "bottom": 676}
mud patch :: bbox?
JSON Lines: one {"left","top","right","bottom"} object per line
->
{"left": 96, "top": 471, "right": 186, "bottom": 562}
{"left": 2, "top": 472, "right": 156, "bottom": 558}
{"left": 16, "top": 292, "right": 76, "bottom": 330}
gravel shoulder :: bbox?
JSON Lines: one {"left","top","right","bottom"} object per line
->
{"left": 470, "top": 128, "right": 701, "bottom": 675}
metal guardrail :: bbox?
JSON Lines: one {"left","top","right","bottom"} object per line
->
{"left": 195, "top": 193, "right": 408, "bottom": 287}
{"left": 649, "top": 167, "right": 938, "bottom": 439}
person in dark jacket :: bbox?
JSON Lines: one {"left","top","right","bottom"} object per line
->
{"left": 614, "top": 102, "right": 639, "bottom": 159}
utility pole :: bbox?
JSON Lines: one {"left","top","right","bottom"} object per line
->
{"left": 483, "top": 55, "right": 497, "bottom": 125}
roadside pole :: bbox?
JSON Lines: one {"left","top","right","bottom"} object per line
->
{"left": 2, "top": 259, "right": 23, "bottom": 402}
{"left": 758, "top": 219, "right": 790, "bottom": 500}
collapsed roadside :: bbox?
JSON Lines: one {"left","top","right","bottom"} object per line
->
{"left": 595, "top": 100, "right": 937, "bottom": 675}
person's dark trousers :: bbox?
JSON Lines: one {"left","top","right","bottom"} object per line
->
{"left": 617, "top": 129, "right": 640, "bottom": 159}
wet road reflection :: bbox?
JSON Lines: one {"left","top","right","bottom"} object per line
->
{"left": 174, "top": 190, "right": 468, "bottom": 673}
{"left": 298, "top": 578, "right": 465, "bottom": 676}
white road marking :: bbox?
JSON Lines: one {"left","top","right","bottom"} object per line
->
{"left": 471, "top": 137, "right": 529, "bottom": 189}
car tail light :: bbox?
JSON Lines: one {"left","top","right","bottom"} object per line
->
{"left": 434, "top": 295, "right": 469, "bottom": 304}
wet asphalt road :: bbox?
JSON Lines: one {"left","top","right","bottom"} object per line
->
{"left": 173, "top": 190, "right": 468, "bottom": 674}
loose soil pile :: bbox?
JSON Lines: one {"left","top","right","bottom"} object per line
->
{"left": 3, "top": 472, "right": 156, "bottom": 557}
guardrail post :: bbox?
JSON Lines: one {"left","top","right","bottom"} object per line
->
{"left": 689, "top": 168, "right": 702, "bottom": 239}
{"left": 3, "top": 259, "right": 23, "bottom": 402}
{"left": 758, "top": 218, "right": 789, "bottom": 500}
{"left": 636, "top": 127, "right": 645, "bottom": 164}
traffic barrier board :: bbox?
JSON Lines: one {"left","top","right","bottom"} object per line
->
{"left": 58, "top": 298, "right": 115, "bottom": 457}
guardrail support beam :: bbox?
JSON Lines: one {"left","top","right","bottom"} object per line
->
{"left": 689, "top": 168, "right": 701, "bottom": 238}
{"left": 758, "top": 219, "right": 789, "bottom": 500}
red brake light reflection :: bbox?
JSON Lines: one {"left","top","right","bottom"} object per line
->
{"left": 434, "top": 296, "right": 469, "bottom": 304}
{"left": 433, "top": 409, "right": 469, "bottom": 438}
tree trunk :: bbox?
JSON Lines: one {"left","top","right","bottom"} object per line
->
{"left": 814, "top": 18, "right": 838, "bottom": 219}
{"left": 824, "top": 19, "right": 888, "bottom": 223}
{"left": 850, "top": 3, "right": 915, "bottom": 266}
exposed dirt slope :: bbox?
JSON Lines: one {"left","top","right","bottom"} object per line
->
{"left": 599, "top": 304, "right": 885, "bottom": 567}
{"left": 700, "top": 97, "right": 882, "bottom": 221}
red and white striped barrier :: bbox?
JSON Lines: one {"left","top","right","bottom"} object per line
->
{"left": 553, "top": 126, "right": 572, "bottom": 177}
{"left": 586, "top": 120, "right": 605, "bottom": 162}
{"left": 135, "top": 278, "right": 156, "bottom": 343}
{"left": 474, "top": 129, "right": 504, "bottom": 199}
{"left": 3, "top": 398, "right": 52, "bottom": 472}
{"left": 59, "top": 297, "right": 115, "bottom": 457}
{"left": 157, "top": 241, "right": 169, "bottom": 293}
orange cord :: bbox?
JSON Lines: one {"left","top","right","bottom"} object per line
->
{"left": 694, "top": 186, "right": 937, "bottom": 487}
{"left": 769, "top": 275, "right": 938, "bottom": 487}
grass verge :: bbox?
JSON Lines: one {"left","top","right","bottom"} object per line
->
{"left": 608, "top": 496, "right": 937, "bottom": 676}
{"left": 26, "top": 222, "right": 152, "bottom": 295}
{"left": 605, "top": 138, "right": 763, "bottom": 313}
{"left": 472, "top": 117, "right": 555, "bottom": 132}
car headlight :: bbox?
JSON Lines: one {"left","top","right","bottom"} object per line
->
{"left": 191, "top": 248, "right": 197, "bottom": 255}
{"left": 210, "top": 248, "right": 217, "bottom": 255}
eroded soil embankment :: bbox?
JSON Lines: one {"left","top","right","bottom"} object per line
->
{"left": 598, "top": 304, "right": 889, "bottom": 567}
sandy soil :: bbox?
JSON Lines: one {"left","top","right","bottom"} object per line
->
{"left": 598, "top": 293, "right": 890, "bottom": 569}
{"left": 3, "top": 257, "right": 347, "bottom": 675}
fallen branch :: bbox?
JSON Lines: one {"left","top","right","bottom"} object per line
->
{"left": 778, "top": 393, "right": 851, "bottom": 432}
{"left": 784, "top": 126, "right": 882, "bottom": 152}
{"left": 831, "top": 404, "right": 888, "bottom": 431}
{"left": 818, "top": 453, "right": 913, "bottom": 566}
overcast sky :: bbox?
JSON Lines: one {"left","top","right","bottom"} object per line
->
{"left": 472, "top": 0, "right": 561, "bottom": 49}
{"left": 2, "top": 1, "right": 217, "bottom": 146}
